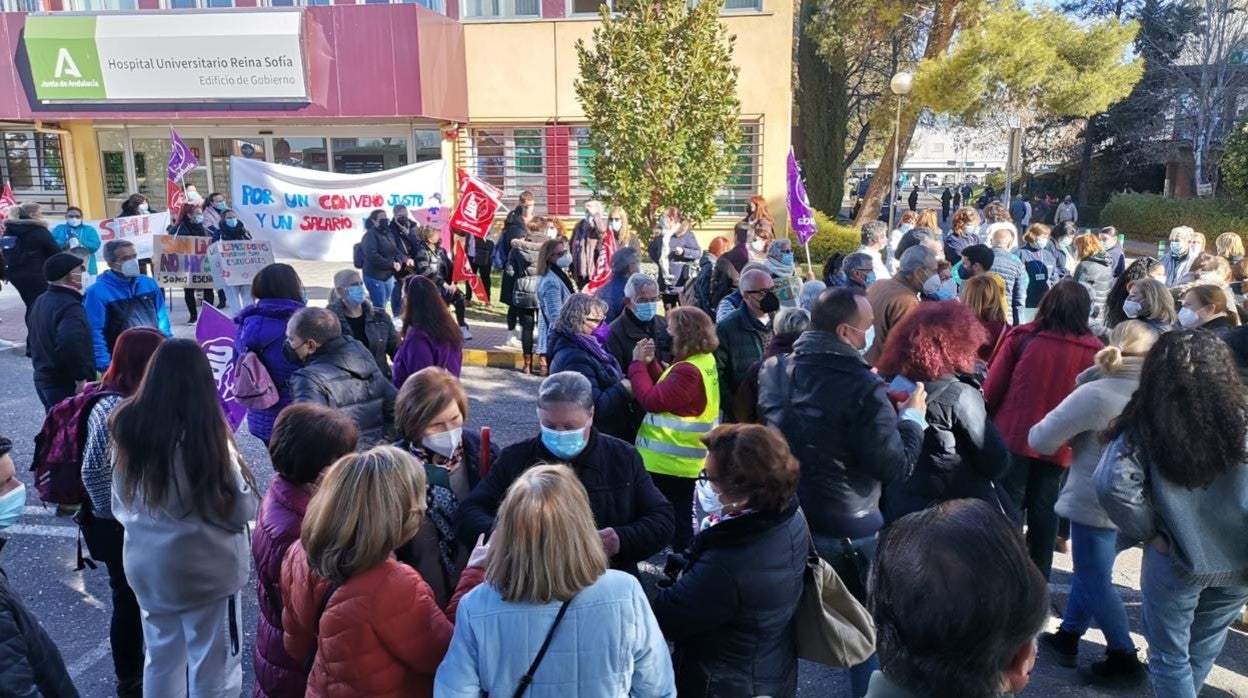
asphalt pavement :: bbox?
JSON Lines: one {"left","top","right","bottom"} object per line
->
{"left": 0, "top": 274, "right": 1246, "bottom": 696}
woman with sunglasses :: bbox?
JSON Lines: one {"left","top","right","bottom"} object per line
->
{"left": 547, "top": 293, "right": 637, "bottom": 441}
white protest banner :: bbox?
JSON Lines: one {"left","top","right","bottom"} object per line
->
{"left": 209, "top": 240, "right": 275, "bottom": 287}
{"left": 90, "top": 211, "right": 169, "bottom": 260}
{"left": 231, "top": 157, "right": 449, "bottom": 262}
{"left": 153, "top": 234, "right": 214, "bottom": 288}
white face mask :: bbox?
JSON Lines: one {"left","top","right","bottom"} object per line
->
{"left": 922, "top": 272, "right": 943, "bottom": 295}
{"left": 138, "top": 202, "right": 149, "bottom": 213}
{"left": 750, "top": 239, "right": 765, "bottom": 252}
{"left": 694, "top": 479, "right": 735, "bottom": 530}
{"left": 1122, "top": 299, "right": 1142, "bottom": 318}
{"left": 421, "top": 427, "right": 463, "bottom": 459}
{"left": 1178, "top": 306, "right": 1202, "bottom": 328}
{"left": 119, "top": 259, "right": 141, "bottom": 278}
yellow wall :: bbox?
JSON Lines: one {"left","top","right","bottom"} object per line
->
{"left": 57, "top": 121, "right": 106, "bottom": 219}
{"left": 461, "top": 5, "right": 794, "bottom": 239}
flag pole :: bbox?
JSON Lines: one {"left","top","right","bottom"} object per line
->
{"left": 804, "top": 240, "right": 814, "bottom": 280}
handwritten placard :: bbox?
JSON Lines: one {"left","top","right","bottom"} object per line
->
{"left": 209, "top": 240, "right": 275, "bottom": 287}
{"left": 153, "top": 234, "right": 214, "bottom": 288}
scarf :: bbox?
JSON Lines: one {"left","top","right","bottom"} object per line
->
{"left": 767, "top": 255, "right": 795, "bottom": 278}
{"left": 405, "top": 441, "right": 464, "bottom": 581}
{"left": 564, "top": 329, "right": 623, "bottom": 381}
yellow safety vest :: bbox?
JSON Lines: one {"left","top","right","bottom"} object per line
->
{"left": 635, "top": 352, "right": 721, "bottom": 479}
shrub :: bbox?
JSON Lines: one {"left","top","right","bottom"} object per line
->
{"left": 1099, "top": 192, "right": 1248, "bottom": 243}
{"left": 799, "top": 211, "right": 862, "bottom": 270}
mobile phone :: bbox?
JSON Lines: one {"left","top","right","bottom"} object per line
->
{"left": 889, "top": 375, "right": 917, "bottom": 396}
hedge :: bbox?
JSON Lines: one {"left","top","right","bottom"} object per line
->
{"left": 1099, "top": 192, "right": 1248, "bottom": 243}
{"left": 793, "top": 211, "right": 861, "bottom": 271}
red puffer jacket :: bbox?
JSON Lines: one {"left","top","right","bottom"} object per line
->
{"left": 280, "top": 544, "right": 483, "bottom": 698}
{"left": 983, "top": 323, "right": 1103, "bottom": 466}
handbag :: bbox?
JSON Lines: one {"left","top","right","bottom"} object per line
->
{"left": 794, "top": 546, "right": 876, "bottom": 668}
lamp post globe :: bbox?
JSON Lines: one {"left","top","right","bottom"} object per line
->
{"left": 890, "top": 72, "right": 913, "bottom": 96}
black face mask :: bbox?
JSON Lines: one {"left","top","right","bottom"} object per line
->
{"left": 375, "top": 218, "right": 389, "bottom": 229}
{"left": 759, "top": 290, "right": 781, "bottom": 314}
{"left": 282, "top": 340, "right": 304, "bottom": 365}
{"left": 397, "top": 216, "right": 410, "bottom": 226}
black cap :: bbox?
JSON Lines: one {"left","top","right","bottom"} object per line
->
{"left": 44, "top": 252, "right": 84, "bottom": 282}
{"left": 961, "top": 244, "right": 995, "bottom": 273}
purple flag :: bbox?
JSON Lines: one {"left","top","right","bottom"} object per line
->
{"left": 168, "top": 128, "right": 199, "bottom": 183}
{"left": 788, "top": 148, "right": 817, "bottom": 246}
{"left": 196, "top": 304, "right": 248, "bottom": 432}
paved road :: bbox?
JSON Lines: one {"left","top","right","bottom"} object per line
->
{"left": 0, "top": 281, "right": 1245, "bottom": 696}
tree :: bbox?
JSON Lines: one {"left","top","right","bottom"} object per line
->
{"left": 796, "top": 0, "right": 845, "bottom": 213}
{"left": 1221, "top": 118, "right": 1248, "bottom": 195}
{"left": 575, "top": 0, "right": 741, "bottom": 233}
{"left": 852, "top": 4, "right": 1142, "bottom": 226}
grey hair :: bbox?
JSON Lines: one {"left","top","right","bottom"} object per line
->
{"left": 861, "top": 220, "right": 888, "bottom": 246}
{"left": 774, "top": 307, "right": 811, "bottom": 336}
{"left": 843, "top": 252, "right": 874, "bottom": 276}
{"left": 17, "top": 201, "right": 41, "bottom": 219}
{"left": 612, "top": 246, "right": 640, "bottom": 275}
{"left": 741, "top": 261, "right": 769, "bottom": 276}
{"left": 799, "top": 280, "right": 826, "bottom": 311}
{"left": 898, "top": 245, "right": 937, "bottom": 277}
{"left": 538, "top": 371, "right": 594, "bottom": 411}
{"left": 331, "top": 268, "right": 364, "bottom": 303}
{"left": 739, "top": 268, "right": 772, "bottom": 292}
{"left": 553, "top": 293, "right": 608, "bottom": 335}
{"left": 102, "top": 239, "right": 136, "bottom": 263}
{"left": 624, "top": 272, "right": 659, "bottom": 301}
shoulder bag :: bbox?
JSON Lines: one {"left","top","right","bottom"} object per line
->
{"left": 511, "top": 596, "right": 574, "bottom": 698}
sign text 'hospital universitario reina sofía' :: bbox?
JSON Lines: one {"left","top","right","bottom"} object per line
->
{"left": 23, "top": 11, "right": 307, "bottom": 103}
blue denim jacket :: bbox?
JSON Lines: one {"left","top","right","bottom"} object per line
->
{"left": 434, "top": 570, "right": 676, "bottom": 697}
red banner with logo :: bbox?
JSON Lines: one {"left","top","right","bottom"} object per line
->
{"left": 585, "top": 229, "right": 617, "bottom": 293}
{"left": 452, "top": 238, "right": 488, "bottom": 303}
{"left": 167, "top": 180, "right": 186, "bottom": 214}
{"left": 449, "top": 169, "right": 504, "bottom": 238}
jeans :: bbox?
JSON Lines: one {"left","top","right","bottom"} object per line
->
{"left": 1141, "top": 545, "right": 1248, "bottom": 698}
{"left": 104, "top": 558, "right": 145, "bottom": 694}
{"left": 220, "top": 284, "right": 252, "bottom": 316}
{"left": 1060, "top": 522, "right": 1134, "bottom": 652}
{"left": 35, "top": 382, "right": 75, "bottom": 413}
{"left": 812, "top": 531, "right": 881, "bottom": 698}
{"left": 363, "top": 275, "right": 395, "bottom": 311}
{"left": 1001, "top": 453, "right": 1063, "bottom": 579}
{"left": 390, "top": 276, "right": 405, "bottom": 316}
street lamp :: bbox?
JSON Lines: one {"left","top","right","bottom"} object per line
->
{"left": 887, "top": 72, "right": 913, "bottom": 231}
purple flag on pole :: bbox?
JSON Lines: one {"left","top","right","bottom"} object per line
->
{"left": 788, "top": 148, "right": 817, "bottom": 246}
{"left": 168, "top": 128, "right": 199, "bottom": 183}
{"left": 196, "top": 304, "right": 248, "bottom": 432}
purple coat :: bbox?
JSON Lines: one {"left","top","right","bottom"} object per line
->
{"left": 251, "top": 476, "right": 311, "bottom": 698}
{"left": 391, "top": 327, "right": 463, "bottom": 387}
{"left": 235, "top": 298, "right": 305, "bottom": 442}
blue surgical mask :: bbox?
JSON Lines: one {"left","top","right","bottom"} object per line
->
{"left": 224, "top": 218, "right": 238, "bottom": 228}
{"left": 780, "top": 253, "right": 794, "bottom": 266}
{"left": 899, "top": 223, "right": 914, "bottom": 234}
{"left": 864, "top": 272, "right": 877, "bottom": 286}
{"left": 556, "top": 253, "right": 573, "bottom": 268}
{"left": 634, "top": 301, "right": 658, "bottom": 322}
{"left": 1171, "top": 241, "right": 1186, "bottom": 255}
{"left": 192, "top": 214, "right": 204, "bottom": 225}
{"left": 213, "top": 201, "right": 227, "bottom": 212}
{"left": 0, "top": 482, "right": 25, "bottom": 531}
{"left": 860, "top": 326, "right": 876, "bottom": 356}
{"left": 346, "top": 285, "right": 367, "bottom": 305}
{"left": 541, "top": 424, "right": 588, "bottom": 459}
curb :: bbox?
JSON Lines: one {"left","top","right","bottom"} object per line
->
{"left": 462, "top": 348, "right": 525, "bottom": 370}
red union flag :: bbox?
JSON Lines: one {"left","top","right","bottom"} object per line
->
{"left": 451, "top": 238, "right": 488, "bottom": 303}
{"left": 0, "top": 181, "right": 15, "bottom": 234}
{"left": 167, "top": 180, "right": 187, "bottom": 214}
{"left": 450, "top": 169, "right": 503, "bottom": 238}
{"left": 585, "top": 229, "right": 616, "bottom": 293}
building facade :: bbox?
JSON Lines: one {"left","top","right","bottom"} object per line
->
{"left": 0, "top": 0, "right": 792, "bottom": 240}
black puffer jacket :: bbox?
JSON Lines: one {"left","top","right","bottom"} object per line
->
{"left": 289, "top": 335, "right": 397, "bottom": 447}
{"left": 881, "top": 374, "right": 1010, "bottom": 523}
{"left": 0, "top": 564, "right": 79, "bottom": 697}
{"left": 756, "top": 331, "right": 923, "bottom": 539}
{"left": 1, "top": 220, "right": 58, "bottom": 285}
{"left": 412, "top": 241, "right": 452, "bottom": 286}
{"left": 361, "top": 223, "right": 406, "bottom": 281}
{"left": 547, "top": 330, "right": 640, "bottom": 442}
{"left": 651, "top": 501, "right": 806, "bottom": 698}
{"left": 327, "top": 299, "right": 398, "bottom": 375}
{"left": 456, "top": 430, "right": 674, "bottom": 575}
{"left": 27, "top": 285, "right": 94, "bottom": 390}
{"left": 501, "top": 235, "right": 544, "bottom": 308}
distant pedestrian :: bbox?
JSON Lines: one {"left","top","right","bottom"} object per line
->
{"left": 908, "top": 185, "right": 919, "bottom": 212}
{"left": 1055, "top": 195, "right": 1079, "bottom": 225}
{"left": 940, "top": 187, "right": 953, "bottom": 222}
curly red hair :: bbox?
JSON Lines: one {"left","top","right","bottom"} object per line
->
{"left": 874, "top": 302, "right": 987, "bottom": 382}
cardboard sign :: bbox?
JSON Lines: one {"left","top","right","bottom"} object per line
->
{"left": 209, "top": 240, "right": 274, "bottom": 287}
{"left": 153, "top": 234, "right": 214, "bottom": 288}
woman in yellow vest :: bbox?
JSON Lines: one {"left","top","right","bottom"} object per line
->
{"left": 628, "top": 306, "right": 721, "bottom": 552}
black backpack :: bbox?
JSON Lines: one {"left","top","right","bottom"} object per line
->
{"left": 353, "top": 242, "right": 364, "bottom": 270}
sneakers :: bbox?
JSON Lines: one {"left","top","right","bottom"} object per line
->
{"left": 503, "top": 331, "right": 522, "bottom": 349}
{"left": 460, "top": 325, "right": 473, "bottom": 341}
{"left": 1081, "top": 650, "right": 1147, "bottom": 687}
{"left": 1040, "top": 629, "right": 1079, "bottom": 668}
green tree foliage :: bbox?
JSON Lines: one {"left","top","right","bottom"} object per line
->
{"left": 1222, "top": 120, "right": 1248, "bottom": 196}
{"left": 575, "top": 0, "right": 741, "bottom": 233}
{"left": 796, "top": 0, "right": 847, "bottom": 214}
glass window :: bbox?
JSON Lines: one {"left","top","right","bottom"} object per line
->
{"left": 2, "top": 131, "right": 62, "bottom": 192}
{"left": 270, "top": 0, "right": 329, "bottom": 6}
{"left": 463, "top": 0, "right": 538, "bottom": 19}
{"left": 98, "top": 131, "right": 129, "bottom": 202}
{"left": 67, "top": 0, "right": 137, "bottom": 8}
{"left": 569, "top": 127, "right": 597, "bottom": 211}
{"left": 722, "top": 0, "right": 760, "bottom": 9}
{"left": 570, "top": 0, "right": 606, "bottom": 13}
{"left": 413, "top": 129, "right": 441, "bottom": 162}
{"left": 465, "top": 128, "right": 547, "bottom": 211}
{"left": 210, "top": 138, "right": 266, "bottom": 198}
{"left": 273, "top": 137, "right": 328, "bottom": 171}
{"left": 133, "top": 138, "right": 209, "bottom": 212}
{"left": 331, "top": 137, "right": 409, "bottom": 174}
{"left": 715, "top": 122, "right": 761, "bottom": 217}
{"left": 1, "top": 0, "right": 41, "bottom": 10}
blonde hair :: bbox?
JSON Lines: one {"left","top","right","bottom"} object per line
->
{"left": 915, "top": 209, "right": 939, "bottom": 231}
{"left": 1072, "top": 233, "right": 1103, "bottom": 261}
{"left": 1216, "top": 232, "right": 1245, "bottom": 260}
{"left": 1023, "top": 223, "right": 1051, "bottom": 246}
{"left": 667, "top": 306, "right": 719, "bottom": 358}
{"left": 487, "top": 464, "right": 608, "bottom": 603}
{"left": 1191, "top": 231, "right": 1207, "bottom": 255}
{"left": 1095, "top": 320, "right": 1161, "bottom": 373}
{"left": 960, "top": 273, "right": 1008, "bottom": 325}
{"left": 609, "top": 207, "right": 634, "bottom": 248}
{"left": 1127, "top": 278, "right": 1177, "bottom": 326}
{"left": 301, "top": 446, "right": 427, "bottom": 584}
{"left": 395, "top": 367, "right": 468, "bottom": 440}
{"left": 1187, "top": 284, "right": 1241, "bottom": 327}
